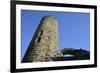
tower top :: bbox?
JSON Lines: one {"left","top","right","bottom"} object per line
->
{"left": 42, "top": 16, "right": 56, "bottom": 19}
{"left": 40, "top": 16, "right": 58, "bottom": 28}
{"left": 41, "top": 16, "right": 57, "bottom": 22}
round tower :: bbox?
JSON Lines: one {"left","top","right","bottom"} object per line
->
{"left": 22, "top": 16, "right": 63, "bottom": 62}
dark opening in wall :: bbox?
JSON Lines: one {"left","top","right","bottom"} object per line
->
{"left": 40, "top": 30, "right": 43, "bottom": 36}
{"left": 36, "top": 30, "right": 43, "bottom": 43}
{"left": 37, "top": 37, "right": 41, "bottom": 42}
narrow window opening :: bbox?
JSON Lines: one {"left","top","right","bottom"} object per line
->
{"left": 37, "top": 37, "right": 41, "bottom": 42}
{"left": 40, "top": 30, "right": 43, "bottom": 36}
{"left": 36, "top": 30, "right": 43, "bottom": 43}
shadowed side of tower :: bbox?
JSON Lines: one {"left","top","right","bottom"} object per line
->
{"left": 22, "top": 16, "right": 63, "bottom": 62}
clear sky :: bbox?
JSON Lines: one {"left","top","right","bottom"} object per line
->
{"left": 21, "top": 10, "right": 90, "bottom": 59}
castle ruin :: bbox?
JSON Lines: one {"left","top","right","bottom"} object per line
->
{"left": 22, "top": 16, "right": 90, "bottom": 62}
{"left": 22, "top": 16, "right": 63, "bottom": 62}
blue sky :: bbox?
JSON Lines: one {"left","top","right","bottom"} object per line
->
{"left": 21, "top": 10, "right": 90, "bottom": 59}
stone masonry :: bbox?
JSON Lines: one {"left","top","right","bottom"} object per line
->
{"left": 22, "top": 16, "right": 63, "bottom": 62}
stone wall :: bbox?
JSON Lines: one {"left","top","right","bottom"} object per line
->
{"left": 22, "top": 16, "right": 63, "bottom": 62}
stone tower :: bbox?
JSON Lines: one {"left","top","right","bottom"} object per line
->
{"left": 22, "top": 16, "right": 63, "bottom": 62}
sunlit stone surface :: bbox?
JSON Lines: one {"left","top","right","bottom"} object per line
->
{"left": 22, "top": 16, "right": 63, "bottom": 62}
